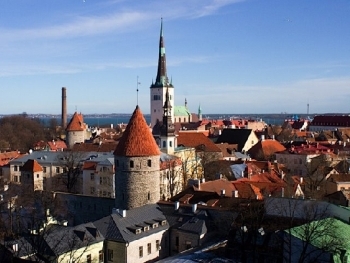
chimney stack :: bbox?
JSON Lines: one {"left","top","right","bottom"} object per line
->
{"left": 62, "top": 87, "right": 67, "bottom": 129}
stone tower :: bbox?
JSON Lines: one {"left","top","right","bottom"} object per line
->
{"left": 160, "top": 88, "right": 176, "bottom": 155}
{"left": 114, "top": 106, "right": 161, "bottom": 210}
{"left": 150, "top": 18, "right": 174, "bottom": 128}
{"left": 65, "top": 112, "right": 87, "bottom": 149}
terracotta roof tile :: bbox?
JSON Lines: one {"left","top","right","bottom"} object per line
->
{"left": 47, "top": 140, "right": 67, "bottom": 151}
{"left": 0, "top": 151, "right": 21, "bottom": 166}
{"left": 21, "top": 159, "right": 42, "bottom": 172}
{"left": 194, "top": 179, "right": 236, "bottom": 197}
{"left": 114, "top": 106, "right": 160, "bottom": 156}
{"left": 177, "top": 132, "right": 221, "bottom": 152}
{"left": 247, "top": 139, "right": 286, "bottom": 160}
{"left": 66, "top": 112, "right": 85, "bottom": 131}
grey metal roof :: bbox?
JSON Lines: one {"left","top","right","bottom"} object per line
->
{"left": 94, "top": 204, "right": 168, "bottom": 243}
{"left": 10, "top": 150, "right": 114, "bottom": 166}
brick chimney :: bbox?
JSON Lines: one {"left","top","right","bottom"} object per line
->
{"left": 62, "top": 87, "right": 67, "bottom": 129}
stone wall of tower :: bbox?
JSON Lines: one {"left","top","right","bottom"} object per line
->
{"left": 115, "top": 155, "right": 160, "bottom": 210}
{"left": 66, "top": 130, "right": 85, "bottom": 148}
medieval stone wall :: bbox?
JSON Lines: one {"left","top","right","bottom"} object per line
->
{"left": 115, "top": 155, "right": 160, "bottom": 210}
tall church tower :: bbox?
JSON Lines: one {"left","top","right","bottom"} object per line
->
{"left": 150, "top": 18, "right": 174, "bottom": 128}
{"left": 160, "top": 88, "right": 176, "bottom": 154}
{"left": 114, "top": 106, "right": 161, "bottom": 210}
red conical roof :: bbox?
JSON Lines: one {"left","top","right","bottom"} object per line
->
{"left": 114, "top": 106, "right": 160, "bottom": 156}
{"left": 66, "top": 112, "right": 85, "bottom": 131}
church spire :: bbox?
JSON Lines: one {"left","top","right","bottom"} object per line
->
{"left": 155, "top": 18, "right": 168, "bottom": 86}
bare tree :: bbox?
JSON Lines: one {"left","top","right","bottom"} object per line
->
{"left": 266, "top": 197, "right": 344, "bottom": 263}
{"left": 56, "top": 150, "right": 87, "bottom": 193}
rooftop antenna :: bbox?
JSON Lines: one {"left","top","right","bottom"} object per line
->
{"left": 136, "top": 76, "right": 141, "bottom": 105}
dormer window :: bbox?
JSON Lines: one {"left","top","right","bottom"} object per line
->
{"left": 152, "top": 223, "right": 159, "bottom": 228}
{"left": 161, "top": 220, "right": 167, "bottom": 226}
{"left": 135, "top": 228, "right": 142, "bottom": 234}
{"left": 144, "top": 226, "right": 150, "bottom": 231}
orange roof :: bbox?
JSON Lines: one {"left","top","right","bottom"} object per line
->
{"left": 194, "top": 179, "right": 236, "bottom": 197}
{"left": 0, "top": 151, "right": 21, "bottom": 166}
{"left": 114, "top": 106, "right": 160, "bottom": 156}
{"left": 177, "top": 132, "right": 221, "bottom": 152}
{"left": 83, "top": 161, "right": 97, "bottom": 171}
{"left": 47, "top": 140, "right": 67, "bottom": 151}
{"left": 21, "top": 159, "right": 42, "bottom": 172}
{"left": 247, "top": 139, "right": 286, "bottom": 160}
{"left": 66, "top": 112, "right": 85, "bottom": 131}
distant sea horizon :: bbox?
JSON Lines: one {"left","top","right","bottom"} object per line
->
{"left": 2, "top": 112, "right": 349, "bottom": 127}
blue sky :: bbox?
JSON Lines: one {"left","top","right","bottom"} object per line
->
{"left": 0, "top": 0, "right": 350, "bottom": 115}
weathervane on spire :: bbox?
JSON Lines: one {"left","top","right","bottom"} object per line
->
{"left": 136, "top": 76, "right": 141, "bottom": 105}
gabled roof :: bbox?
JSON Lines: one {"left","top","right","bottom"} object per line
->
{"left": 310, "top": 115, "right": 350, "bottom": 127}
{"left": 94, "top": 204, "right": 167, "bottom": 243}
{"left": 114, "top": 106, "right": 160, "bottom": 157}
{"left": 216, "top": 129, "right": 255, "bottom": 151}
{"left": 247, "top": 139, "right": 286, "bottom": 160}
{"left": 21, "top": 159, "right": 42, "bottom": 172}
{"left": 177, "top": 132, "right": 221, "bottom": 152}
{"left": 47, "top": 140, "right": 67, "bottom": 151}
{"left": 66, "top": 112, "right": 85, "bottom": 131}
{"left": 174, "top": 105, "right": 191, "bottom": 117}
{"left": 0, "top": 151, "right": 21, "bottom": 166}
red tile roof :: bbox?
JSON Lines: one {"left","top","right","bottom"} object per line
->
{"left": 194, "top": 179, "right": 236, "bottom": 197}
{"left": 311, "top": 115, "right": 350, "bottom": 127}
{"left": 83, "top": 161, "right": 97, "bottom": 171}
{"left": 21, "top": 159, "right": 42, "bottom": 172}
{"left": 47, "top": 140, "right": 67, "bottom": 151}
{"left": 0, "top": 151, "right": 21, "bottom": 166}
{"left": 114, "top": 106, "right": 160, "bottom": 156}
{"left": 247, "top": 139, "right": 286, "bottom": 160}
{"left": 66, "top": 112, "right": 85, "bottom": 131}
{"left": 177, "top": 132, "right": 221, "bottom": 152}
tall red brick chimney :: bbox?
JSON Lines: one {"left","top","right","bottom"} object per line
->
{"left": 62, "top": 87, "right": 67, "bottom": 129}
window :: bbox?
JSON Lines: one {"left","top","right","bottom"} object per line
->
{"left": 156, "top": 240, "right": 160, "bottom": 250}
{"left": 139, "top": 246, "right": 143, "bottom": 258}
{"left": 130, "top": 160, "right": 134, "bottom": 168}
{"left": 148, "top": 192, "right": 151, "bottom": 200}
{"left": 63, "top": 167, "right": 67, "bottom": 173}
{"left": 43, "top": 167, "right": 47, "bottom": 173}
{"left": 14, "top": 176, "right": 18, "bottom": 182}
{"left": 163, "top": 141, "right": 166, "bottom": 148}
{"left": 169, "top": 141, "right": 172, "bottom": 147}
{"left": 147, "top": 243, "right": 151, "bottom": 254}
{"left": 14, "top": 165, "right": 18, "bottom": 172}
{"left": 107, "top": 249, "right": 113, "bottom": 261}
{"left": 90, "top": 173, "right": 94, "bottom": 180}
{"left": 99, "top": 250, "right": 103, "bottom": 263}
{"left": 148, "top": 160, "right": 152, "bottom": 167}
{"left": 86, "top": 254, "right": 91, "bottom": 263}
{"left": 90, "top": 187, "right": 95, "bottom": 194}
{"left": 56, "top": 167, "right": 60, "bottom": 173}
{"left": 36, "top": 174, "right": 39, "bottom": 178}
{"left": 100, "top": 177, "right": 103, "bottom": 184}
